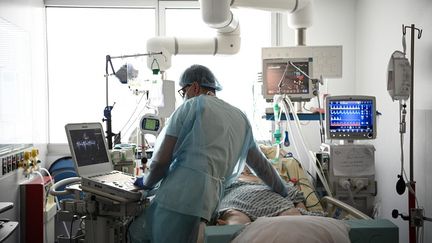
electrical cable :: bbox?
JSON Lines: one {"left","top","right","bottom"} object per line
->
{"left": 276, "top": 62, "right": 291, "bottom": 93}
{"left": 126, "top": 202, "right": 144, "bottom": 243}
{"left": 403, "top": 169, "right": 419, "bottom": 208}
{"left": 309, "top": 150, "right": 328, "bottom": 184}
{"left": 400, "top": 132, "right": 405, "bottom": 176}
{"left": 302, "top": 102, "right": 311, "bottom": 112}
{"left": 304, "top": 190, "right": 321, "bottom": 209}
{"left": 416, "top": 226, "right": 420, "bottom": 243}
{"left": 119, "top": 92, "right": 147, "bottom": 135}
{"left": 399, "top": 100, "right": 406, "bottom": 177}
{"left": 285, "top": 98, "right": 312, "bottom": 169}
{"left": 122, "top": 98, "right": 156, "bottom": 139}
{"left": 32, "top": 171, "right": 45, "bottom": 184}
{"left": 282, "top": 99, "right": 309, "bottom": 161}
{"left": 420, "top": 223, "right": 424, "bottom": 243}
{"left": 90, "top": 215, "right": 96, "bottom": 243}
{"left": 316, "top": 90, "right": 325, "bottom": 144}
{"left": 273, "top": 79, "right": 332, "bottom": 202}
{"left": 346, "top": 186, "right": 357, "bottom": 206}
{"left": 285, "top": 96, "right": 332, "bottom": 196}
{"left": 285, "top": 104, "right": 301, "bottom": 160}
{"left": 304, "top": 190, "right": 316, "bottom": 201}
{"left": 280, "top": 97, "right": 304, "bottom": 169}
{"left": 280, "top": 96, "right": 332, "bottom": 197}
{"left": 123, "top": 96, "right": 151, "bottom": 139}
{"left": 306, "top": 199, "right": 322, "bottom": 209}
{"left": 59, "top": 202, "right": 71, "bottom": 239}
{"left": 40, "top": 167, "right": 53, "bottom": 182}
{"left": 298, "top": 182, "right": 313, "bottom": 190}
{"left": 39, "top": 167, "right": 54, "bottom": 205}
{"left": 70, "top": 217, "right": 75, "bottom": 243}
{"left": 305, "top": 170, "right": 317, "bottom": 186}
{"left": 53, "top": 182, "right": 72, "bottom": 239}
{"left": 399, "top": 101, "right": 419, "bottom": 207}
{"left": 79, "top": 217, "right": 85, "bottom": 232}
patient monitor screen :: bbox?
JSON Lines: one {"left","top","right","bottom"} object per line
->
{"left": 262, "top": 58, "right": 313, "bottom": 101}
{"left": 326, "top": 96, "right": 376, "bottom": 140}
{"left": 69, "top": 128, "right": 109, "bottom": 167}
{"left": 143, "top": 118, "right": 157, "bottom": 130}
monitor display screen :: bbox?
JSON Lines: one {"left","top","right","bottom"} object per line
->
{"left": 144, "top": 118, "right": 157, "bottom": 130}
{"left": 262, "top": 58, "right": 314, "bottom": 101}
{"left": 69, "top": 128, "right": 109, "bottom": 167}
{"left": 326, "top": 96, "right": 376, "bottom": 140}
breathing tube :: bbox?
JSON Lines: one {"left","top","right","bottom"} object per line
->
{"left": 273, "top": 94, "right": 333, "bottom": 197}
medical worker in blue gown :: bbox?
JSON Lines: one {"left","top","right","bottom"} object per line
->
{"left": 129, "top": 64, "right": 289, "bottom": 243}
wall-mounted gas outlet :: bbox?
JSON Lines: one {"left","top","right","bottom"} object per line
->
{"left": 1, "top": 151, "right": 25, "bottom": 177}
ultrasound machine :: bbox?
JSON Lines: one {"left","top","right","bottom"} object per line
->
{"left": 49, "top": 123, "right": 150, "bottom": 243}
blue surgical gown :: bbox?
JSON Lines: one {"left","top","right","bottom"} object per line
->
{"left": 129, "top": 95, "right": 287, "bottom": 242}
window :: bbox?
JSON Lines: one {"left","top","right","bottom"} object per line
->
{"left": 163, "top": 6, "right": 271, "bottom": 140}
{"left": 46, "top": 3, "right": 272, "bottom": 143}
{"left": 0, "top": 18, "right": 32, "bottom": 144}
{"left": 46, "top": 7, "right": 155, "bottom": 143}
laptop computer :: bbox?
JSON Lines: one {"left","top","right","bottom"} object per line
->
{"left": 65, "top": 122, "right": 142, "bottom": 203}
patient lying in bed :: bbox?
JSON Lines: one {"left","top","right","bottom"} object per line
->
{"left": 217, "top": 166, "right": 325, "bottom": 225}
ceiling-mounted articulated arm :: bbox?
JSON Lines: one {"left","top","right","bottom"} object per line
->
{"left": 231, "top": 0, "right": 312, "bottom": 29}
{"left": 147, "top": 0, "right": 240, "bottom": 72}
{"left": 147, "top": 30, "right": 240, "bottom": 72}
{"left": 147, "top": 0, "right": 312, "bottom": 72}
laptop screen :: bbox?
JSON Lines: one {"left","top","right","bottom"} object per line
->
{"left": 69, "top": 128, "right": 109, "bottom": 167}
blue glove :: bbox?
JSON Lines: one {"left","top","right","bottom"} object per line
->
{"left": 134, "top": 176, "right": 152, "bottom": 190}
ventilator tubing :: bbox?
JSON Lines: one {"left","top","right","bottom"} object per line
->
{"left": 273, "top": 94, "right": 332, "bottom": 197}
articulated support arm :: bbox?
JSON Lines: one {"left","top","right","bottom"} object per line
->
{"left": 147, "top": 0, "right": 312, "bottom": 72}
{"left": 146, "top": 28, "right": 240, "bottom": 72}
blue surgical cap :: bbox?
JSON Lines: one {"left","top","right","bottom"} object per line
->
{"left": 179, "top": 64, "right": 222, "bottom": 91}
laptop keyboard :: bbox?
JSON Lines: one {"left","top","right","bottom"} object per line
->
{"left": 88, "top": 171, "right": 138, "bottom": 190}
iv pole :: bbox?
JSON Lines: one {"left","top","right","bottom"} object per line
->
{"left": 389, "top": 23, "right": 431, "bottom": 243}
{"left": 104, "top": 52, "right": 162, "bottom": 149}
{"left": 404, "top": 24, "right": 422, "bottom": 243}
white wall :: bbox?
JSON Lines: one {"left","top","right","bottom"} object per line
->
{"left": 280, "top": 0, "right": 432, "bottom": 242}
{"left": 281, "top": 0, "right": 357, "bottom": 96}
{"left": 356, "top": 0, "right": 432, "bottom": 242}
{"left": 2, "top": 0, "right": 430, "bottom": 242}
{"left": 0, "top": 0, "right": 47, "bottom": 242}
{"left": 275, "top": 0, "right": 357, "bottom": 160}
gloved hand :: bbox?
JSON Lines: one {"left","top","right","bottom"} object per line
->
{"left": 134, "top": 176, "right": 153, "bottom": 190}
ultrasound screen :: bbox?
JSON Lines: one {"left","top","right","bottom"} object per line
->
{"left": 69, "top": 128, "right": 109, "bottom": 167}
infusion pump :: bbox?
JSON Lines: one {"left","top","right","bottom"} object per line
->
{"left": 387, "top": 50, "right": 412, "bottom": 101}
{"left": 140, "top": 114, "right": 164, "bottom": 136}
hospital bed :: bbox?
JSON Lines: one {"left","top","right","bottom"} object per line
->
{"left": 205, "top": 218, "right": 398, "bottom": 243}
{"left": 204, "top": 146, "right": 399, "bottom": 243}
{"left": 49, "top": 146, "right": 398, "bottom": 243}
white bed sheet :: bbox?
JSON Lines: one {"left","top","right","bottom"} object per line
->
{"left": 231, "top": 215, "right": 351, "bottom": 243}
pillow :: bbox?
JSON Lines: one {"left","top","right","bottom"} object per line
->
{"left": 231, "top": 216, "right": 351, "bottom": 243}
